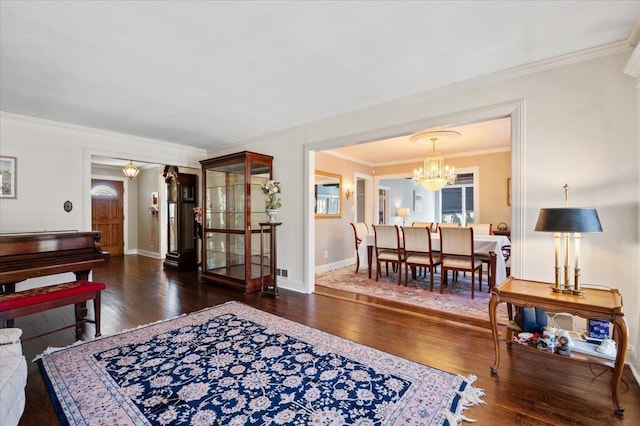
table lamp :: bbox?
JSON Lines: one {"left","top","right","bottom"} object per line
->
{"left": 534, "top": 186, "right": 602, "bottom": 295}
{"left": 396, "top": 208, "right": 410, "bottom": 226}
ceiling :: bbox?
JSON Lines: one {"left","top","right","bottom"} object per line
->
{"left": 2, "top": 2, "right": 639, "bottom": 164}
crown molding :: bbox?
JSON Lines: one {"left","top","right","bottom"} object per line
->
{"left": 0, "top": 111, "right": 207, "bottom": 155}
{"left": 624, "top": 44, "right": 640, "bottom": 81}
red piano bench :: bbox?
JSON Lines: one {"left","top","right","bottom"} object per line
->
{"left": 0, "top": 281, "right": 106, "bottom": 341}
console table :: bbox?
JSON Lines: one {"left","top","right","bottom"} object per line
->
{"left": 488, "top": 277, "right": 627, "bottom": 415}
{"left": 259, "top": 222, "right": 281, "bottom": 298}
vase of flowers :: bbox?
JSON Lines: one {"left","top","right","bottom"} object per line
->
{"left": 261, "top": 180, "right": 282, "bottom": 223}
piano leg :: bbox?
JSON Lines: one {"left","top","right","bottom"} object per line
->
{"left": 1, "top": 283, "right": 16, "bottom": 328}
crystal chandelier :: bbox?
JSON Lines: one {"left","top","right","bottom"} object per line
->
{"left": 411, "top": 130, "right": 459, "bottom": 191}
{"left": 122, "top": 160, "right": 140, "bottom": 179}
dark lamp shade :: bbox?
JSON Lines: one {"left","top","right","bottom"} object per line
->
{"left": 535, "top": 208, "right": 602, "bottom": 233}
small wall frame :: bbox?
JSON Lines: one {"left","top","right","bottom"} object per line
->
{"left": 0, "top": 156, "right": 17, "bottom": 199}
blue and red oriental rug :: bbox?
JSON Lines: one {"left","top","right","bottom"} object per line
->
{"left": 37, "top": 301, "right": 484, "bottom": 425}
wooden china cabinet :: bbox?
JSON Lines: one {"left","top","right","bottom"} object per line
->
{"left": 163, "top": 172, "right": 197, "bottom": 271}
{"left": 199, "top": 151, "right": 274, "bottom": 293}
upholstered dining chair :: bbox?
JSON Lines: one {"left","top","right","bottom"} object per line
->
{"left": 439, "top": 226, "right": 483, "bottom": 299}
{"left": 373, "top": 224, "right": 404, "bottom": 285}
{"left": 411, "top": 221, "right": 434, "bottom": 232}
{"left": 467, "top": 223, "right": 492, "bottom": 235}
{"left": 467, "top": 223, "right": 493, "bottom": 286}
{"left": 350, "top": 222, "right": 369, "bottom": 273}
{"left": 436, "top": 222, "right": 461, "bottom": 232}
{"left": 402, "top": 226, "right": 441, "bottom": 290}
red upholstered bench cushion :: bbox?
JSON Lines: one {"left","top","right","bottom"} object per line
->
{"left": 0, "top": 281, "right": 106, "bottom": 311}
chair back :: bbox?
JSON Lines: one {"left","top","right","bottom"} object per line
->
{"left": 402, "top": 226, "right": 432, "bottom": 253}
{"left": 373, "top": 225, "right": 400, "bottom": 250}
{"left": 437, "top": 222, "right": 461, "bottom": 232}
{"left": 467, "top": 223, "right": 492, "bottom": 235}
{"left": 411, "top": 221, "right": 434, "bottom": 232}
{"left": 351, "top": 222, "right": 369, "bottom": 244}
{"left": 439, "top": 226, "right": 474, "bottom": 257}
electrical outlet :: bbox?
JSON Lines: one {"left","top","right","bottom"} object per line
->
{"left": 281, "top": 269, "right": 288, "bottom": 278}
{"left": 324, "top": 251, "right": 329, "bottom": 259}
{"left": 275, "top": 268, "right": 281, "bottom": 276}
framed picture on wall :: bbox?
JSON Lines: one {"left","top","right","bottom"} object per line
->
{"left": 0, "top": 156, "right": 17, "bottom": 199}
{"left": 413, "top": 190, "right": 422, "bottom": 212}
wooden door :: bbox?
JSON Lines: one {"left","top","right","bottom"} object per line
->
{"left": 91, "top": 179, "right": 124, "bottom": 256}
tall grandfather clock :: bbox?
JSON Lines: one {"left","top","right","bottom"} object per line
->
{"left": 163, "top": 167, "right": 197, "bottom": 271}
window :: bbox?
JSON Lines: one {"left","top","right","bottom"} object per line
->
{"left": 91, "top": 184, "right": 118, "bottom": 198}
{"left": 440, "top": 173, "right": 474, "bottom": 226}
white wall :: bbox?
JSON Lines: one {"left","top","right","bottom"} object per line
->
{"left": 0, "top": 113, "right": 206, "bottom": 285}
{"left": 205, "top": 50, "right": 639, "bottom": 373}
{"left": 0, "top": 48, "right": 637, "bottom": 374}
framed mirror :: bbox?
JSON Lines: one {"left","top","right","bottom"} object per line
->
{"left": 315, "top": 170, "right": 342, "bottom": 218}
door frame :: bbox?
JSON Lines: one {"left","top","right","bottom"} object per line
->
{"left": 304, "top": 99, "right": 524, "bottom": 294}
{"left": 91, "top": 174, "right": 130, "bottom": 254}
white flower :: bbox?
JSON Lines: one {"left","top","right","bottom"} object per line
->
{"left": 261, "top": 180, "right": 282, "bottom": 210}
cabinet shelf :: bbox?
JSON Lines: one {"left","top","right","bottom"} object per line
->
{"left": 509, "top": 340, "right": 615, "bottom": 368}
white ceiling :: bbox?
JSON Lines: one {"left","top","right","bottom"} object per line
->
{"left": 2, "top": 1, "right": 639, "bottom": 164}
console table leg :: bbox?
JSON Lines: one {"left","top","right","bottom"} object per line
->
{"left": 489, "top": 294, "right": 500, "bottom": 374}
{"left": 612, "top": 317, "right": 627, "bottom": 415}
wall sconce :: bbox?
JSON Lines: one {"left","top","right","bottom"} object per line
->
{"left": 344, "top": 184, "right": 354, "bottom": 200}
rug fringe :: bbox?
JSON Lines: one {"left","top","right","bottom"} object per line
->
{"left": 444, "top": 374, "right": 486, "bottom": 425}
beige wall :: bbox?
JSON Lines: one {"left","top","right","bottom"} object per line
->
{"left": 376, "top": 150, "right": 511, "bottom": 230}
{"left": 314, "top": 152, "right": 371, "bottom": 268}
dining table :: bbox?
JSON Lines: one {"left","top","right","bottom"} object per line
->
{"left": 357, "top": 231, "right": 511, "bottom": 286}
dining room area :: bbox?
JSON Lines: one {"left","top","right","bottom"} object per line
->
{"left": 353, "top": 221, "right": 511, "bottom": 294}
{"left": 313, "top": 122, "right": 512, "bottom": 325}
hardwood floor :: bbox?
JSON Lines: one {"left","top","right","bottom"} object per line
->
{"left": 15, "top": 255, "right": 640, "bottom": 425}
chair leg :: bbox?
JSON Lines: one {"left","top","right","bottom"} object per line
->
{"left": 440, "top": 268, "right": 445, "bottom": 293}
{"left": 404, "top": 263, "right": 409, "bottom": 286}
{"left": 355, "top": 253, "right": 360, "bottom": 273}
{"left": 471, "top": 269, "right": 475, "bottom": 299}
{"left": 375, "top": 261, "right": 380, "bottom": 281}
{"left": 429, "top": 265, "right": 434, "bottom": 291}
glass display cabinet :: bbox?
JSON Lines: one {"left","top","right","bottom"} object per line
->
{"left": 164, "top": 172, "right": 197, "bottom": 271}
{"left": 200, "top": 151, "right": 273, "bottom": 293}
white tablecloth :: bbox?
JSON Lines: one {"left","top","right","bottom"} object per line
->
{"left": 358, "top": 233, "right": 511, "bottom": 285}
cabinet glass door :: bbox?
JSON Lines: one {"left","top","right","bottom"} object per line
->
{"left": 200, "top": 151, "right": 273, "bottom": 292}
{"left": 204, "top": 163, "right": 246, "bottom": 279}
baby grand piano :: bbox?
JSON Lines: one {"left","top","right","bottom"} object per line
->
{"left": 0, "top": 230, "right": 109, "bottom": 293}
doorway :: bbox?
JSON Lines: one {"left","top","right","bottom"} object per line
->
{"left": 91, "top": 179, "right": 124, "bottom": 256}
{"left": 305, "top": 100, "right": 523, "bottom": 294}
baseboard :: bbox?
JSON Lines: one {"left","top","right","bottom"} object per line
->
{"left": 133, "top": 249, "right": 163, "bottom": 259}
{"left": 315, "top": 259, "right": 354, "bottom": 274}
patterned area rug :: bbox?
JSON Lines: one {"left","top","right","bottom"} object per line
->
{"left": 38, "top": 302, "right": 484, "bottom": 425}
{"left": 316, "top": 266, "right": 509, "bottom": 325}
